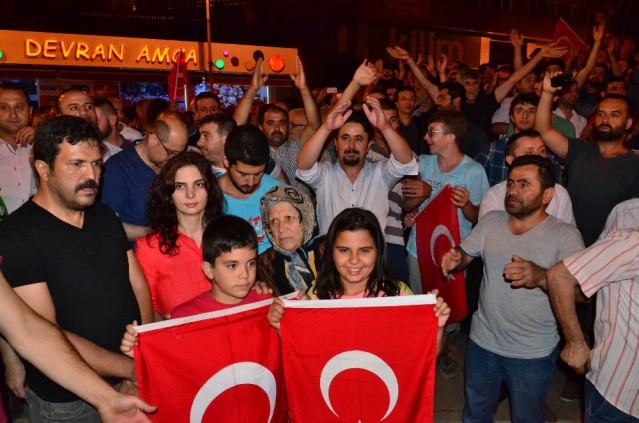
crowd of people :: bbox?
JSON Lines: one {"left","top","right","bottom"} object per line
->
{"left": 0, "top": 17, "right": 638, "bottom": 423}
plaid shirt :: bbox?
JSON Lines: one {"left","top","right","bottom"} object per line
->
{"left": 475, "top": 135, "right": 562, "bottom": 187}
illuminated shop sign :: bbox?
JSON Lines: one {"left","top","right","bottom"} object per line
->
{"left": 0, "top": 30, "right": 297, "bottom": 74}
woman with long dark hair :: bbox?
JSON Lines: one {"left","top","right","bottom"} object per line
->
{"left": 135, "top": 151, "right": 224, "bottom": 319}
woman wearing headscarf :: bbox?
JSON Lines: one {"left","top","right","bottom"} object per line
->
{"left": 258, "top": 185, "right": 323, "bottom": 295}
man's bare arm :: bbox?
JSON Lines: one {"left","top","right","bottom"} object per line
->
{"left": 574, "top": 25, "right": 605, "bottom": 89}
{"left": 291, "top": 57, "right": 321, "bottom": 144}
{"left": 387, "top": 46, "right": 440, "bottom": 103}
{"left": 493, "top": 43, "right": 567, "bottom": 103}
{"left": 534, "top": 71, "right": 569, "bottom": 158}
{"left": 122, "top": 223, "right": 150, "bottom": 242}
{"left": 127, "top": 250, "right": 155, "bottom": 324}
{"left": 547, "top": 261, "right": 591, "bottom": 374}
{"left": 233, "top": 57, "right": 268, "bottom": 126}
{"left": 14, "top": 283, "right": 136, "bottom": 381}
{"left": 0, "top": 272, "right": 155, "bottom": 421}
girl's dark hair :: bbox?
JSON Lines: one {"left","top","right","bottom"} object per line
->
{"left": 314, "top": 208, "right": 400, "bottom": 299}
{"left": 146, "top": 151, "right": 224, "bottom": 255}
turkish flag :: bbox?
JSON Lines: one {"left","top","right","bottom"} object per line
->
{"left": 415, "top": 184, "right": 467, "bottom": 323}
{"left": 280, "top": 295, "right": 438, "bottom": 422}
{"left": 134, "top": 299, "right": 288, "bottom": 423}
{"left": 553, "top": 18, "right": 588, "bottom": 60}
{"left": 168, "top": 50, "right": 195, "bottom": 104}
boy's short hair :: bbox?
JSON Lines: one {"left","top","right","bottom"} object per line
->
{"left": 202, "top": 215, "right": 258, "bottom": 265}
{"left": 429, "top": 109, "right": 468, "bottom": 146}
{"left": 509, "top": 93, "right": 540, "bottom": 117}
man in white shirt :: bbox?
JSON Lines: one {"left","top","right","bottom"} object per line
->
{"left": 0, "top": 83, "right": 36, "bottom": 213}
{"left": 479, "top": 129, "right": 575, "bottom": 225}
{"left": 296, "top": 97, "right": 417, "bottom": 234}
{"left": 553, "top": 83, "right": 587, "bottom": 137}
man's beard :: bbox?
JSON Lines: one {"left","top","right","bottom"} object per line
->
{"left": 594, "top": 123, "right": 625, "bottom": 141}
{"left": 230, "top": 174, "right": 258, "bottom": 194}
{"left": 341, "top": 149, "right": 363, "bottom": 167}
{"left": 268, "top": 130, "right": 287, "bottom": 147}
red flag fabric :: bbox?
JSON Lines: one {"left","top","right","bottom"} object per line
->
{"left": 168, "top": 50, "right": 195, "bottom": 104}
{"left": 134, "top": 299, "right": 288, "bottom": 423}
{"left": 415, "top": 184, "right": 467, "bottom": 323}
{"left": 553, "top": 18, "right": 588, "bottom": 60}
{"left": 280, "top": 296, "right": 438, "bottom": 423}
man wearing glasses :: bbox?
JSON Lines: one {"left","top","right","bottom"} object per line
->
{"left": 101, "top": 111, "right": 188, "bottom": 241}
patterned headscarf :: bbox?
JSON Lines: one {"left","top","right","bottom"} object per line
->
{"left": 260, "top": 185, "right": 316, "bottom": 252}
{"left": 260, "top": 185, "right": 317, "bottom": 291}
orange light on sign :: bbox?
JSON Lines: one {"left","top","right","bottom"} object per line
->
{"left": 268, "top": 55, "right": 285, "bottom": 72}
{"left": 245, "top": 60, "right": 255, "bottom": 71}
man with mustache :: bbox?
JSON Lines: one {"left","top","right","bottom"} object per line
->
{"left": 0, "top": 115, "right": 154, "bottom": 422}
{"left": 441, "top": 155, "right": 584, "bottom": 423}
{"left": 218, "top": 125, "right": 283, "bottom": 254}
{"left": 536, "top": 72, "right": 639, "bottom": 247}
{"left": 296, "top": 96, "right": 417, "bottom": 235}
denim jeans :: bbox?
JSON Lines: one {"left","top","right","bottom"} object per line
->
{"left": 26, "top": 387, "right": 102, "bottom": 423}
{"left": 585, "top": 380, "right": 639, "bottom": 423}
{"left": 462, "top": 339, "right": 558, "bottom": 423}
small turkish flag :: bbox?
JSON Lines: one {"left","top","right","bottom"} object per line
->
{"left": 280, "top": 296, "right": 438, "bottom": 422}
{"left": 134, "top": 299, "right": 288, "bottom": 423}
{"left": 415, "top": 184, "right": 467, "bottom": 323}
{"left": 553, "top": 18, "right": 588, "bottom": 59}
{"left": 168, "top": 50, "right": 195, "bottom": 104}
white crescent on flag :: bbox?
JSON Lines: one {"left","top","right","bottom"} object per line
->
{"left": 430, "top": 224, "right": 457, "bottom": 281}
{"left": 320, "top": 350, "right": 398, "bottom": 420}
{"left": 190, "top": 361, "right": 277, "bottom": 423}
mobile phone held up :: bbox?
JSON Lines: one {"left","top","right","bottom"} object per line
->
{"left": 550, "top": 74, "right": 575, "bottom": 88}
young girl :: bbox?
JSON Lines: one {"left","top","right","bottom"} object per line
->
{"left": 135, "top": 152, "right": 225, "bottom": 319}
{"left": 268, "top": 208, "right": 450, "bottom": 353}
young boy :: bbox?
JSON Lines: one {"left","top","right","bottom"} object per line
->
{"left": 171, "top": 215, "right": 273, "bottom": 318}
{"left": 120, "top": 215, "right": 272, "bottom": 356}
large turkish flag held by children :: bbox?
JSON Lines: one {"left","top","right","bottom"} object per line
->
{"left": 134, "top": 299, "right": 288, "bottom": 423}
{"left": 415, "top": 184, "right": 467, "bottom": 323}
{"left": 280, "top": 295, "right": 438, "bottom": 422}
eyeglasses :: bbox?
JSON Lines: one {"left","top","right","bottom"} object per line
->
{"left": 427, "top": 129, "right": 449, "bottom": 137}
{"left": 158, "top": 139, "right": 182, "bottom": 157}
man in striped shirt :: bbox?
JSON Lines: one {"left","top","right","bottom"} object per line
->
{"left": 547, "top": 226, "right": 639, "bottom": 421}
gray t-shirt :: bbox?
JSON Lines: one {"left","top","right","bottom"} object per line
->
{"left": 461, "top": 211, "right": 584, "bottom": 359}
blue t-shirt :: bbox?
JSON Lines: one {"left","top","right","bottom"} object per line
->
{"left": 223, "top": 174, "right": 282, "bottom": 254}
{"left": 406, "top": 154, "right": 489, "bottom": 257}
{"left": 101, "top": 146, "right": 157, "bottom": 226}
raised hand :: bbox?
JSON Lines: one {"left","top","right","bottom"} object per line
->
{"left": 289, "top": 56, "right": 308, "bottom": 90}
{"left": 593, "top": 23, "right": 605, "bottom": 43}
{"left": 510, "top": 29, "right": 524, "bottom": 49}
{"left": 324, "top": 101, "right": 353, "bottom": 131}
{"left": 362, "top": 96, "right": 387, "bottom": 130}
{"left": 250, "top": 57, "right": 268, "bottom": 91}
{"left": 386, "top": 46, "right": 413, "bottom": 62}
{"left": 353, "top": 59, "right": 378, "bottom": 87}
{"left": 437, "top": 54, "right": 448, "bottom": 76}
{"left": 539, "top": 42, "right": 568, "bottom": 59}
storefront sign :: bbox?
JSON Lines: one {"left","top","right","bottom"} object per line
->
{"left": 0, "top": 30, "right": 297, "bottom": 74}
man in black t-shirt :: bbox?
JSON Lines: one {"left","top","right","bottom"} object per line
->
{"left": 536, "top": 75, "right": 639, "bottom": 247}
{"left": 0, "top": 116, "right": 153, "bottom": 422}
